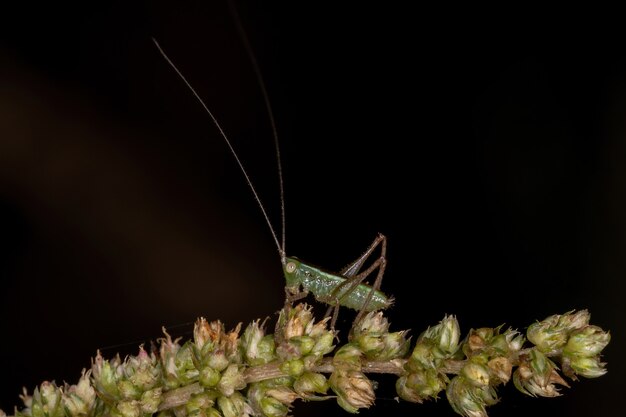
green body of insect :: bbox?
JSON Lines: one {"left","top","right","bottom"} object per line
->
{"left": 283, "top": 256, "right": 392, "bottom": 312}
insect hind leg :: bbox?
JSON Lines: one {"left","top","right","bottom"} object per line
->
{"left": 323, "top": 234, "right": 388, "bottom": 328}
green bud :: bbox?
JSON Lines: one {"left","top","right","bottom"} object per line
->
{"left": 223, "top": 392, "right": 250, "bottom": 417}
{"left": 527, "top": 310, "right": 590, "bottom": 354}
{"left": 528, "top": 349, "right": 555, "bottom": 388}
{"left": 564, "top": 326, "right": 610, "bottom": 358}
{"left": 311, "top": 332, "right": 335, "bottom": 356}
{"left": 186, "top": 392, "right": 214, "bottom": 414}
{"left": 30, "top": 382, "right": 64, "bottom": 417}
{"left": 260, "top": 397, "right": 289, "bottom": 417}
{"left": 242, "top": 320, "right": 276, "bottom": 366}
{"left": 206, "top": 350, "right": 230, "bottom": 373}
{"left": 560, "top": 310, "right": 591, "bottom": 331}
{"left": 294, "top": 372, "right": 329, "bottom": 396}
{"left": 355, "top": 334, "right": 385, "bottom": 358}
{"left": 279, "top": 359, "right": 305, "bottom": 377}
{"left": 504, "top": 329, "right": 525, "bottom": 352}
{"left": 396, "top": 369, "right": 446, "bottom": 403}
{"left": 352, "top": 312, "right": 390, "bottom": 337}
{"left": 396, "top": 375, "right": 423, "bottom": 403}
{"left": 199, "top": 367, "right": 221, "bottom": 388}
{"left": 307, "top": 316, "right": 331, "bottom": 338}
{"left": 488, "top": 357, "right": 512, "bottom": 384}
{"left": 461, "top": 362, "right": 490, "bottom": 387}
{"left": 513, "top": 350, "right": 569, "bottom": 397}
{"left": 255, "top": 335, "right": 276, "bottom": 363}
{"left": 290, "top": 336, "right": 315, "bottom": 356}
{"left": 329, "top": 370, "right": 375, "bottom": 413}
{"left": 378, "top": 331, "right": 410, "bottom": 361}
{"left": 527, "top": 323, "right": 567, "bottom": 354}
{"left": 409, "top": 342, "right": 435, "bottom": 370}
{"left": 277, "top": 304, "right": 314, "bottom": 340}
{"left": 446, "top": 376, "right": 497, "bottom": 417}
{"left": 194, "top": 317, "right": 214, "bottom": 352}
{"left": 91, "top": 352, "right": 123, "bottom": 400}
{"left": 333, "top": 344, "right": 363, "bottom": 371}
{"left": 124, "top": 346, "right": 160, "bottom": 392}
{"left": 566, "top": 355, "right": 608, "bottom": 378}
{"left": 116, "top": 381, "right": 140, "bottom": 401}
{"left": 62, "top": 370, "right": 96, "bottom": 417}
{"left": 217, "top": 364, "right": 246, "bottom": 397}
{"left": 419, "top": 315, "right": 460, "bottom": 356}
{"left": 266, "top": 387, "right": 298, "bottom": 406}
{"left": 116, "top": 400, "right": 140, "bottom": 417}
{"left": 140, "top": 388, "right": 162, "bottom": 414}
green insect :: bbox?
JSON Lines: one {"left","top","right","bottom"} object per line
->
{"left": 153, "top": 34, "right": 392, "bottom": 327}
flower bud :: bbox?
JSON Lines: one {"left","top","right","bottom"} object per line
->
{"left": 311, "top": 332, "right": 335, "bottom": 356}
{"left": 217, "top": 392, "right": 250, "bottom": 417}
{"left": 294, "top": 372, "right": 329, "bottom": 396}
{"left": 566, "top": 355, "right": 608, "bottom": 378}
{"left": 116, "top": 400, "right": 140, "bottom": 417}
{"left": 395, "top": 375, "right": 423, "bottom": 403}
{"left": 446, "top": 376, "right": 497, "bottom": 417}
{"left": 194, "top": 317, "right": 215, "bottom": 352}
{"left": 117, "top": 381, "right": 140, "bottom": 401}
{"left": 199, "top": 366, "right": 221, "bottom": 388}
{"left": 279, "top": 359, "right": 305, "bottom": 377}
{"left": 277, "top": 304, "right": 314, "bottom": 340}
{"left": 62, "top": 370, "right": 96, "bottom": 416}
{"left": 355, "top": 333, "right": 385, "bottom": 358}
{"left": 186, "top": 392, "right": 215, "bottom": 415}
{"left": 377, "top": 331, "right": 410, "bottom": 361}
{"left": 504, "top": 329, "right": 525, "bottom": 352}
{"left": 140, "top": 388, "right": 162, "bottom": 414}
{"left": 527, "top": 310, "right": 591, "bottom": 354}
{"left": 408, "top": 342, "right": 435, "bottom": 370}
{"left": 242, "top": 320, "right": 276, "bottom": 366}
{"left": 206, "top": 350, "right": 229, "bottom": 373}
{"left": 488, "top": 357, "right": 512, "bottom": 384}
{"left": 307, "top": 316, "right": 331, "bottom": 338}
{"left": 513, "top": 349, "right": 569, "bottom": 397}
{"left": 31, "top": 382, "right": 63, "bottom": 417}
{"left": 217, "top": 364, "right": 246, "bottom": 397}
{"left": 560, "top": 310, "right": 591, "bottom": 331}
{"left": 564, "top": 326, "right": 610, "bottom": 358}
{"left": 333, "top": 344, "right": 363, "bottom": 371}
{"left": 259, "top": 397, "right": 289, "bottom": 417}
{"left": 461, "top": 362, "right": 490, "bottom": 387}
{"left": 419, "top": 315, "right": 460, "bottom": 357}
{"left": 289, "top": 336, "right": 315, "bottom": 356}
{"left": 396, "top": 369, "right": 446, "bottom": 403}
{"left": 352, "top": 312, "right": 390, "bottom": 337}
{"left": 266, "top": 387, "right": 299, "bottom": 406}
{"left": 330, "top": 370, "right": 375, "bottom": 413}
{"left": 91, "top": 352, "right": 123, "bottom": 400}
{"left": 158, "top": 330, "right": 185, "bottom": 388}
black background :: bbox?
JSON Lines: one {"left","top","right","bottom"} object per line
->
{"left": 0, "top": 1, "right": 623, "bottom": 416}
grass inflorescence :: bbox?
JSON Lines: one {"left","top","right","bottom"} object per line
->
{"left": 1, "top": 305, "right": 609, "bottom": 417}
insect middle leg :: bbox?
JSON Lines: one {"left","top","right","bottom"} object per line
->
{"left": 323, "top": 233, "right": 387, "bottom": 328}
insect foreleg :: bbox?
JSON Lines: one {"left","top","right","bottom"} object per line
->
{"left": 284, "top": 286, "right": 309, "bottom": 305}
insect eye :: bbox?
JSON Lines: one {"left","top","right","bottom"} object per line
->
{"left": 285, "top": 262, "right": 297, "bottom": 273}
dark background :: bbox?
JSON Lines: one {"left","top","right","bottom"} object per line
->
{"left": 0, "top": 1, "right": 622, "bottom": 416}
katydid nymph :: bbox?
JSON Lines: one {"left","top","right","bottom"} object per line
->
{"left": 152, "top": 33, "right": 392, "bottom": 328}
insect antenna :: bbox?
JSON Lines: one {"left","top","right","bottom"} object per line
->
{"left": 152, "top": 38, "right": 284, "bottom": 259}
{"left": 229, "top": 0, "right": 286, "bottom": 261}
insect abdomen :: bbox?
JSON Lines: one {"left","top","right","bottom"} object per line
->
{"left": 297, "top": 263, "right": 391, "bottom": 312}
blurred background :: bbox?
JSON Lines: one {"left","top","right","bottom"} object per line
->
{"left": 0, "top": 1, "right": 623, "bottom": 416}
